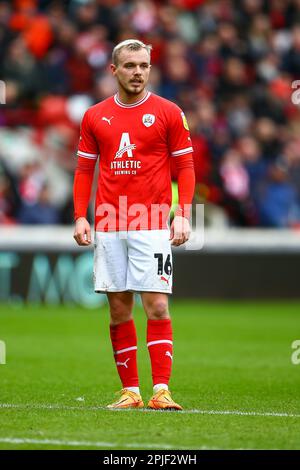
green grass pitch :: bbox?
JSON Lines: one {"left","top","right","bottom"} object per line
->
{"left": 0, "top": 300, "right": 300, "bottom": 450}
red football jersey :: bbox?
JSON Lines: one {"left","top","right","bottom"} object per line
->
{"left": 77, "top": 91, "right": 193, "bottom": 231}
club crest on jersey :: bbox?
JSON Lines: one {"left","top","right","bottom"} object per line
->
{"left": 142, "top": 114, "right": 155, "bottom": 127}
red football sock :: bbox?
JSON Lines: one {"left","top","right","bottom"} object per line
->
{"left": 110, "top": 319, "right": 139, "bottom": 388}
{"left": 147, "top": 319, "right": 173, "bottom": 387}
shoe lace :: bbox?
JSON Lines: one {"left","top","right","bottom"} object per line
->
{"left": 158, "top": 389, "right": 171, "bottom": 397}
{"left": 114, "top": 389, "right": 126, "bottom": 398}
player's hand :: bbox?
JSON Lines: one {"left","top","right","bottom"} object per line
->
{"left": 169, "top": 215, "right": 191, "bottom": 246}
{"left": 73, "top": 217, "right": 92, "bottom": 246}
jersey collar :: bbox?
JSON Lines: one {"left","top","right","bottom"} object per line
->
{"left": 114, "top": 91, "right": 151, "bottom": 108}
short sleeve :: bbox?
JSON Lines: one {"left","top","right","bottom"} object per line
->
{"left": 77, "top": 110, "right": 100, "bottom": 160}
{"left": 167, "top": 105, "right": 193, "bottom": 157}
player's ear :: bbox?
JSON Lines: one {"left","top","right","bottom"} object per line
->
{"left": 110, "top": 63, "right": 117, "bottom": 75}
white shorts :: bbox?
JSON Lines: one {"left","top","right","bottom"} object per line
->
{"left": 94, "top": 229, "right": 173, "bottom": 294}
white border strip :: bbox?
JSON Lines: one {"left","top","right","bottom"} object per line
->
{"left": 171, "top": 147, "right": 193, "bottom": 156}
{"left": 114, "top": 92, "right": 151, "bottom": 108}
{"left": 77, "top": 151, "right": 98, "bottom": 159}
{"left": 1, "top": 403, "right": 299, "bottom": 418}
{"left": 114, "top": 346, "right": 137, "bottom": 355}
{"left": 1, "top": 227, "right": 300, "bottom": 253}
{"left": 147, "top": 340, "right": 173, "bottom": 347}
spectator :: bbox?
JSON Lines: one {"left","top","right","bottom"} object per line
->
{"left": 18, "top": 182, "right": 60, "bottom": 224}
{"left": 0, "top": 0, "right": 299, "bottom": 228}
{"left": 0, "top": 163, "right": 18, "bottom": 224}
{"left": 257, "top": 159, "right": 299, "bottom": 227}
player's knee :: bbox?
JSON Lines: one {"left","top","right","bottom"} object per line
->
{"left": 147, "top": 300, "right": 169, "bottom": 320}
{"left": 110, "top": 310, "right": 132, "bottom": 325}
{"left": 109, "top": 299, "right": 132, "bottom": 324}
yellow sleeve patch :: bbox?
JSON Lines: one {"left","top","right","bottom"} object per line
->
{"left": 181, "top": 112, "right": 189, "bottom": 131}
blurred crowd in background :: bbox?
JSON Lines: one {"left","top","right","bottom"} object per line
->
{"left": 1, "top": 0, "right": 300, "bottom": 228}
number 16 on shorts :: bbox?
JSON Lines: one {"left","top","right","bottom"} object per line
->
{"left": 154, "top": 253, "right": 172, "bottom": 288}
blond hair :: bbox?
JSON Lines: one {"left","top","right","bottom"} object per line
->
{"left": 112, "top": 39, "right": 152, "bottom": 66}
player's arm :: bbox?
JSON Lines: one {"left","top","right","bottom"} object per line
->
{"left": 73, "top": 110, "right": 99, "bottom": 247}
{"left": 167, "top": 106, "right": 195, "bottom": 246}
{"left": 73, "top": 157, "right": 96, "bottom": 246}
{"left": 170, "top": 153, "right": 195, "bottom": 246}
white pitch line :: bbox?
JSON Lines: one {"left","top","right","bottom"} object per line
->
{"left": 188, "top": 409, "right": 300, "bottom": 418}
{"left": 0, "top": 437, "right": 175, "bottom": 449}
{"left": 0, "top": 403, "right": 300, "bottom": 418}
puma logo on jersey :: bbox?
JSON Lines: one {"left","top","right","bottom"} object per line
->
{"left": 160, "top": 276, "right": 169, "bottom": 285}
{"left": 116, "top": 358, "right": 130, "bottom": 368}
{"left": 165, "top": 351, "right": 173, "bottom": 361}
{"left": 102, "top": 116, "right": 114, "bottom": 125}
